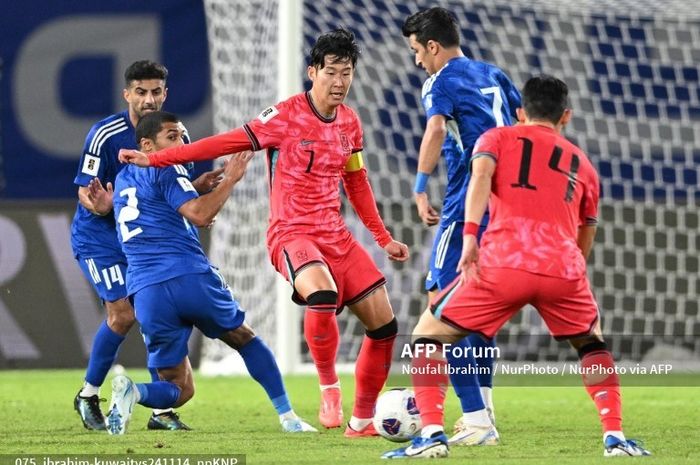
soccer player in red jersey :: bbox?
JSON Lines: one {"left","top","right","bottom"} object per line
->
{"left": 119, "top": 29, "right": 409, "bottom": 437}
{"left": 382, "top": 75, "right": 651, "bottom": 459}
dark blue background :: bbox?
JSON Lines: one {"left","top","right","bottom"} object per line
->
{"left": 0, "top": 0, "right": 211, "bottom": 199}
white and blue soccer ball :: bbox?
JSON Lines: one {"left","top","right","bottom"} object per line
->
{"left": 372, "top": 388, "right": 422, "bottom": 442}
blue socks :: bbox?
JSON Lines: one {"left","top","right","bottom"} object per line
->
{"left": 447, "top": 337, "right": 486, "bottom": 413}
{"left": 468, "top": 334, "right": 495, "bottom": 388}
{"left": 239, "top": 337, "right": 292, "bottom": 415}
{"left": 85, "top": 320, "right": 125, "bottom": 386}
{"left": 135, "top": 381, "right": 181, "bottom": 409}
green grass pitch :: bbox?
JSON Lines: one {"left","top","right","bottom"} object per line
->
{"left": 0, "top": 370, "right": 698, "bottom": 464}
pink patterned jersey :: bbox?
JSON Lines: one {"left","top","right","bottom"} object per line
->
{"left": 472, "top": 124, "right": 599, "bottom": 279}
{"left": 244, "top": 92, "right": 365, "bottom": 245}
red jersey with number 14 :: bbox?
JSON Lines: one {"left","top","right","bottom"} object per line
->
{"left": 472, "top": 124, "right": 599, "bottom": 279}
{"left": 243, "top": 92, "right": 364, "bottom": 245}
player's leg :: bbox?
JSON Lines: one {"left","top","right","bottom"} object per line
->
{"left": 146, "top": 366, "right": 192, "bottom": 431}
{"left": 74, "top": 256, "right": 132, "bottom": 431}
{"left": 274, "top": 239, "right": 342, "bottom": 428}
{"left": 219, "top": 324, "right": 316, "bottom": 432}
{"left": 426, "top": 221, "right": 495, "bottom": 434}
{"left": 382, "top": 309, "right": 464, "bottom": 459}
{"left": 345, "top": 285, "right": 397, "bottom": 437}
{"left": 535, "top": 275, "right": 650, "bottom": 456}
{"left": 382, "top": 267, "right": 523, "bottom": 458}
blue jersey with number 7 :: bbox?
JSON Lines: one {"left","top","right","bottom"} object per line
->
{"left": 421, "top": 56, "right": 521, "bottom": 223}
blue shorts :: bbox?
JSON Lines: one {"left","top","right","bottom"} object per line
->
{"left": 76, "top": 254, "right": 128, "bottom": 302}
{"left": 425, "top": 220, "right": 487, "bottom": 292}
{"left": 133, "top": 267, "right": 245, "bottom": 369}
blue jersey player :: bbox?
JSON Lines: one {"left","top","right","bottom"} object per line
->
{"left": 72, "top": 60, "right": 222, "bottom": 431}
{"left": 105, "top": 111, "right": 316, "bottom": 435}
{"left": 402, "top": 7, "right": 521, "bottom": 446}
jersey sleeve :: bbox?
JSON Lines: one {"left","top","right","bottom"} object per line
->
{"left": 157, "top": 165, "right": 200, "bottom": 212}
{"left": 74, "top": 124, "right": 110, "bottom": 186}
{"left": 496, "top": 71, "right": 522, "bottom": 120}
{"left": 242, "top": 102, "right": 287, "bottom": 151}
{"left": 422, "top": 77, "right": 454, "bottom": 120}
{"left": 579, "top": 160, "right": 600, "bottom": 226}
{"left": 471, "top": 127, "right": 502, "bottom": 165}
{"left": 149, "top": 127, "right": 254, "bottom": 167}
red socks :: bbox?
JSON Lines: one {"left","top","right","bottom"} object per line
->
{"left": 353, "top": 334, "right": 396, "bottom": 418}
{"left": 580, "top": 350, "right": 623, "bottom": 432}
{"left": 304, "top": 308, "right": 339, "bottom": 386}
{"left": 412, "top": 345, "right": 449, "bottom": 427}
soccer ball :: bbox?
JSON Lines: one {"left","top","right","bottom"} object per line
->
{"left": 372, "top": 388, "right": 422, "bottom": 442}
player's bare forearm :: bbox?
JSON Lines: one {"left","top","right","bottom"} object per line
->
{"left": 464, "top": 157, "right": 495, "bottom": 225}
{"left": 178, "top": 151, "right": 253, "bottom": 227}
{"left": 417, "top": 115, "right": 447, "bottom": 175}
{"left": 577, "top": 225, "right": 597, "bottom": 260}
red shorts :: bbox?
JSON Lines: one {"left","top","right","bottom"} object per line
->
{"left": 431, "top": 267, "right": 599, "bottom": 340}
{"left": 270, "top": 234, "right": 386, "bottom": 312}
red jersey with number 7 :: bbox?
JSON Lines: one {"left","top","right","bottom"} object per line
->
{"left": 147, "top": 91, "right": 392, "bottom": 249}
{"left": 472, "top": 124, "right": 599, "bottom": 279}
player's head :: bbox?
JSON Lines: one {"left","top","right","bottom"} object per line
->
{"left": 123, "top": 60, "right": 169, "bottom": 121}
{"left": 518, "top": 75, "right": 572, "bottom": 128}
{"left": 402, "top": 7, "right": 460, "bottom": 75}
{"left": 307, "top": 29, "right": 360, "bottom": 112}
{"left": 136, "top": 111, "right": 185, "bottom": 153}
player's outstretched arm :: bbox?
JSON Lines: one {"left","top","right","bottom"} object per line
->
{"left": 123, "top": 127, "right": 255, "bottom": 169}
{"left": 414, "top": 115, "right": 446, "bottom": 226}
{"left": 178, "top": 151, "right": 253, "bottom": 227}
{"left": 118, "top": 149, "right": 150, "bottom": 166}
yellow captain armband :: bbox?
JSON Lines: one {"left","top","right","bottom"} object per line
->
{"left": 345, "top": 151, "right": 365, "bottom": 172}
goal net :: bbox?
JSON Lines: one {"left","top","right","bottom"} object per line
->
{"left": 201, "top": 0, "right": 699, "bottom": 374}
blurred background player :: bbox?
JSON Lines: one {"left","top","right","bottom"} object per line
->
{"left": 72, "top": 60, "right": 222, "bottom": 431}
{"left": 106, "top": 111, "right": 316, "bottom": 435}
{"left": 383, "top": 75, "right": 651, "bottom": 459}
{"left": 119, "top": 29, "right": 409, "bottom": 437}
{"left": 402, "top": 7, "right": 521, "bottom": 445}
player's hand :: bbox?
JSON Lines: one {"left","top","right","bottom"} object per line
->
{"left": 384, "top": 240, "right": 409, "bottom": 262}
{"left": 86, "top": 177, "right": 114, "bottom": 216}
{"left": 192, "top": 167, "right": 224, "bottom": 194}
{"left": 223, "top": 150, "right": 254, "bottom": 183}
{"left": 457, "top": 234, "right": 480, "bottom": 284}
{"left": 118, "top": 149, "right": 151, "bottom": 166}
{"left": 414, "top": 192, "right": 440, "bottom": 226}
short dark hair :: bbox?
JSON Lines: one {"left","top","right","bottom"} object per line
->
{"left": 124, "top": 60, "right": 168, "bottom": 87}
{"left": 135, "top": 111, "right": 179, "bottom": 147}
{"left": 521, "top": 75, "right": 570, "bottom": 124}
{"left": 309, "top": 28, "right": 360, "bottom": 68}
{"left": 402, "top": 7, "right": 460, "bottom": 48}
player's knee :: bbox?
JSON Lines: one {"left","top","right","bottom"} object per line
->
{"left": 222, "top": 324, "right": 256, "bottom": 351}
{"left": 105, "top": 302, "right": 135, "bottom": 335}
{"left": 306, "top": 290, "right": 338, "bottom": 307}
{"left": 575, "top": 340, "right": 608, "bottom": 359}
{"left": 366, "top": 317, "right": 398, "bottom": 340}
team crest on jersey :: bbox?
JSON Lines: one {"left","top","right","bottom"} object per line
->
{"left": 295, "top": 250, "right": 308, "bottom": 262}
{"left": 339, "top": 134, "right": 351, "bottom": 152}
{"left": 82, "top": 154, "right": 100, "bottom": 176}
{"left": 257, "top": 105, "right": 279, "bottom": 124}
